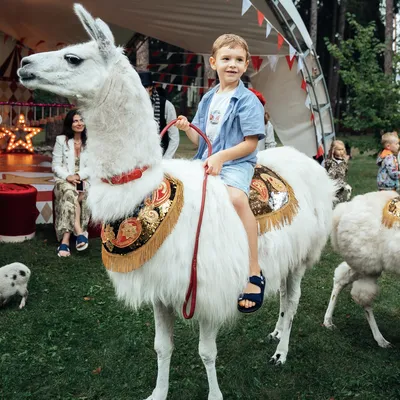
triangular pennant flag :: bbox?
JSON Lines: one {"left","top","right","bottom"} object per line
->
{"left": 168, "top": 84, "right": 174, "bottom": 93}
{"left": 257, "top": 11, "right": 264, "bottom": 27}
{"left": 316, "top": 127, "right": 322, "bottom": 143}
{"left": 297, "top": 56, "right": 304, "bottom": 74}
{"left": 152, "top": 50, "right": 161, "bottom": 57}
{"left": 305, "top": 94, "right": 311, "bottom": 109}
{"left": 289, "top": 44, "right": 296, "bottom": 61}
{"left": 183, "top": 86, "right": 189, "bottom": 94}
{"left": 146, "top": 64, "right": 154, "bottom": 70}
{"left": 316, "top": 144, "right": 325, "bottom": 158}
{"left": 310, "top": 112, "right": 315, "bottom": 122}
{"left": 194, "top": 63, "right": 202, "bottom": 71}
{"left": 170, "top": 75, "right": 177, "bottom": 83}
{"left": 266, "top": 23, "right": 272, "bottom": 39}
{"left": 162, "top": 83, "right": 168, "bottom": 89}
{"left": 159, "top": 73, "right": 166, "bottom": 81}
{"left": 285, "top": 55, "right": 295, "bottom": 71}
{"left": 178, "top": 85, "right": 182, "bottom": 91}
{"left": 167, "top": 52, "right": 174, "bottom": 60}
{"left": 208, "top": 78, "right": 215, "bottom": 87}
{"left": 267, "top": 55, "right": 279, "bottom": 72}
{"left": 199, "top": 88, "right": 205, "bottom": 95}
{"left": 301, "top": 79, "right": 307, "bottom": 91}
{"left": 241, "top": 0, "right": 252, "bottom": 16}
{"left": 186, "top": 54, "right": 195, "bottom": 64}
{"left": 167, "top": 64, "right": 175, "bottom": 72}
{"left": 158, "top": 64, "right": 168, "bottom": 72}
{"left": 277, "top": 33, "right": 284, "bottom": 50}
{"left": 183, "top": 76, "right": 189, "bottom": 85}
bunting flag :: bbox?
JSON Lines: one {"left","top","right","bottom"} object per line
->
{"left": 251, "top": 56, "right": 263, "bottom": 72}
{"left": 159, "top": 73, "right": 166, "bottom": 81}
{"left": 208, "top": 78, "right": 215, "bottom": 87}
{"left": 297, "top": 56, "right": 304, "bottom": 74}
{"left": 182, "top": 86, "right": 189, "bottom": 94}
{"left": 289, "top": 44, "right": 296, "bottom": 61}
{"left": 285, "top": 55, "right": 295, "bottom": 71}
{"left": 305, "top": 94, "right": 311, "bottom": 109}
{"left": 266, "top": 22, "right": 272, "bottom": 39}
{"left": 310, "top": 113, "right": 315, "bottom": 122}
{"left": 257, "top": 11, "right": 264, "bottom": 27}
{"left": 170, "top": 74, "right": 177, "bottom": 83}
{"left": 167, "top": 52, "right": 174, "bottom": 60}
{"left": 152, "top": 50, "right": 161, "bottom": 57}
{"left": 186, "top": 53, "right": 195, "bottom": 64}
{"left": 158, "top": 64, "right": 168, "bottom": 72}
{"left": 316, "top": 144, "right": 325, "bottom": 158}
{"left": 277, "top": 33, "right": 284, "bottom": 50}
{"left": 168, "top": 84, "right": 174, "bottom": 93}
{"left": 194, "top": 63, "right": 202, "bottom": 71}
{"left": 183, "top": 76, "right": 189, "bottom": 85}
{"left": 267, "top": 55, "right": 279, "bottom": 72}
{"left": 301, "top": 79, "right": 307, "bottom": 91}
{"left": 241, "top": 0, "right": 252, "bottom": 16}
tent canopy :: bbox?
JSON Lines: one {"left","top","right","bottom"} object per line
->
{"left": 1, "top": 0, "right": 333, "bottom": 157}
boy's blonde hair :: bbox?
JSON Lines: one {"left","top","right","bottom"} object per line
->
{"left": 381, "top": 132, "right": 398, "bottom": 147}
{"left": 328, "top": 140, "right": 346, "bottom": 158}
{"left": 211, "top": 34, "right": 250, "bottom": 61}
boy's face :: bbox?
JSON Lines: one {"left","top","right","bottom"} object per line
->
{"left": 387, "top": 138, "right": 400, "bottom": 155}
{"left": 210, "top": 45, "right": 249, "bottom": 86}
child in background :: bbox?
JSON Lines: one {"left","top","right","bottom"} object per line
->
{"left": 377, "top": 132, "right": 400, "bottom": 191}
{"left": 324, "top": 140, "right": 352, "bottom": 205}
{"left": 175, "top": 34, "right": 266, "bottom": 313}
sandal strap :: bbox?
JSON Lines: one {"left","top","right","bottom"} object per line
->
{"left": 76, "top": 235, "right": 88, "bottom": 244}
{"left": 238, "top": 292, "right": 263, "bottom": 305}
{"left": 58, "top": 244, "right": 70, "bottom": 252}
{"left": 248, "top": 273, "right": 265, "bottom": 289}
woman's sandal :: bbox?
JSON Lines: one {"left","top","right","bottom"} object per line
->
{"left": 237, "top": 272, "right": 265, "bottom": 314}
{"left": 76, "top": 234, "right": 88, "bottom": 251}
{"left": 57, "top": 243, "right": 71, "bottom": 257}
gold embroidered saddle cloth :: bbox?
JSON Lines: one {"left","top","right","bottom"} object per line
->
{"left": 101, "top": 175, "right": 183, "bottom": 273}
{"left": 101, "top": 166, "right": 298, "bottom": 273}
{"left": 250, "top": 165, "right": 298, "bottom": 235}
{"left": 382, "top": 195, "right": 400, "bottom": 228}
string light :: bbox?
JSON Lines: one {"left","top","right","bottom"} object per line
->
{"left": 0, "top": 113, "right": 42, "bottom": 153}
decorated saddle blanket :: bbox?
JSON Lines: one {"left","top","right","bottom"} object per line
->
{"left": 382, "top": 195, "right": 400, "bottom": 229}
{"left": 249, "top": 165, "right": 299, "bottom": 235}
{"left": 101, "top": 165, "right": 298, "bottom": 273}
{"left": 101, "top": 175, "right": 183, "bottom": 273}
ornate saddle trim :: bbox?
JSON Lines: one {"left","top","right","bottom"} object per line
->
{"left": 382, "top": 195, "right": 400, "bottom": 229}
{"left": 250, "top": 165, "right": 299, "bottom": 235}
{"left": 101, "top": 174, "right": 184, "bottom": 273}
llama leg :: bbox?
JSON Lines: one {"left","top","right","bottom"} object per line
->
{"left": 18, "top": 290, "right": 29, "bottom": 309}
{"left": 323, "top": 262, "right": 359, "bottom": 329}
{"left": 268, "top": 278, "right": 288, "bottom": 341}
{"left": 198, "top": 321, "right": 223, "bottom": 400}
{"left": 364, "top": 306, "right": 392, "bottom": 348}
{"left": 270, "top": 265, "right": 306, "bottom": 365}
{"left": 145, "top": 303, "right": 175, "bottom": 400}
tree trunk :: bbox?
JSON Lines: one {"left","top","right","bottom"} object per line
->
{"left": 328, "top": 0, "right": 338, "bottom": 96}
{"left": 310, "top": 0, "right": 318, "bottom": 47}
{"left": 384, "top": 0, "right": 394, "bottom": 75}
{"left": 136, "top": 37, "right": 149, "bottom": 71}
{"left": 330, "top": 0, "right": 347, "bottom": 124}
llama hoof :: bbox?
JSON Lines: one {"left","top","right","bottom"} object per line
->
{"left": 268, "top": 330, "right": 282, "bottom": 341}
{"left": 269, "top": 351, "right": 287, "bottom": 366}
{"left": 323, "top": 321, "right": 336, "bottom": 330}
{"left": 377, "top": 339, "right": 393, "bottom": 348}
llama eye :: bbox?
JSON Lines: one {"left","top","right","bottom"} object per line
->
{"left": 64, "top": 54, "right": 83, "bottom": 66}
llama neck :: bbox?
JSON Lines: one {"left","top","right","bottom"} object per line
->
{"left": 78, "top": 58, "right": 163, "bottom": 180}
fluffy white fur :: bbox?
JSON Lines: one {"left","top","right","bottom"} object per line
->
{"left": 18, "top": 5, "right": 336, "bottom": 399}
{"left": 0, "top": 262, "right": 31, "bottom": 309}
{"left": 323, "top": 190, "right": 399, "bottom": 348}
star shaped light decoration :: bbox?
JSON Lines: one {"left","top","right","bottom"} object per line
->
{"left": 0, "top": 113, "right": 41, "bottom": 153}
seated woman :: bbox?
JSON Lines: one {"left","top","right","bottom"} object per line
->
{"left": 52, "top": 109, "right": 90, "bottom": 257}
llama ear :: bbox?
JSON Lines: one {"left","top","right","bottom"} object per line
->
{"left": 74, "top": 4, "right": 114, "bottom": 57}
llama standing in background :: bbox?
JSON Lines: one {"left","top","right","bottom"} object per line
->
{"left": 324, "top": 191, "right": 400, "bottom": 348}
{"left": 18, "top": 5, "right": 335, "bottom": 399}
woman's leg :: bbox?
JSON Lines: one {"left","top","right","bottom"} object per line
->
{"left": 227, "top": 186, "right": 261, "bottom": 309}
{"left": 74, "top": 192, "right": 85, "bottom": 236}
{"left": 59, "top": 231, "right": 71, "bottom": 257}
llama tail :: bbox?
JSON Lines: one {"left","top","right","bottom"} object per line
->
{"left": 330, "top": 202, "right": 348, "bottom": 252}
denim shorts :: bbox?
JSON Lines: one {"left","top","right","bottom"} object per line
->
{"left": 219, "top": 162, "right": 255, "bottom": 196}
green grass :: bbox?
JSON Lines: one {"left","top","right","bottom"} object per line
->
{"left": 1, "top": 148, "right": 400, "bottom": 400}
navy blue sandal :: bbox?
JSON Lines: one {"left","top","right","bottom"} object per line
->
{"left": 57, "top": 243, "right": 71, "bottom": 257}
{"left": 237, "top": 273, "right": 265, "bottom": 314}
{"left": 76, "top": 234, "right": 88, "bottom": 251}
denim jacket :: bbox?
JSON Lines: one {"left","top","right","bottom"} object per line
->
{"left": 376, "top": 149, "right": 400, "bottom": 190}
{"left": 192, "top": 81, "right": 265, "bottom": 165}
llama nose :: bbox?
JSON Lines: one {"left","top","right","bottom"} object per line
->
{"left": 21, "top": 58, "right": 31, "bottom": 68}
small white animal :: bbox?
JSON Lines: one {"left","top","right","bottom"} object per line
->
{"left": 0, "top": 262, "right": 31, "bottom": 309}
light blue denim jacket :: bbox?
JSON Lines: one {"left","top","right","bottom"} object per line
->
{"left": 192, "top": 81, "right": 265, "bottom": 165}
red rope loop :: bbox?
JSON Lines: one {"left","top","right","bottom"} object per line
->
{"left": 160, "top": 119, "right": 212, "bottom": 319}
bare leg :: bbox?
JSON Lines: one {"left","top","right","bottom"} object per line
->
{"left": 270, "top": 265, "right": 306, "bottom": 365}
{"left": 74, "top": 193, "right": 84, "bottom": 236}
{"left": 364, "top": 306, "right": 392, "bottom": 348}
{"left": 198, "top": 321, "right": 223, "bottom": 400}
{"left": 268, "top": 278, "right": 288, "bottom": 341}
{"left": 145, "top": 303, "right": 175, "bottom": 400}
{"left": 323, "top": 262, "right": 359, "bottom": 328}
{"left": 59, "top": 231, "right": 71, "bottom": 257}
{"left": 18, "top": 290, "right": 28, "bottom": 309}
{"left": 227, "top": 187, "right": 260, "bottom": 309}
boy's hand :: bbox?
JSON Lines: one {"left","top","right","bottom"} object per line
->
{"left": 203, "top": 153, "right": 225, "bottom": 175}
{"left": 175, "top": 115, "right": 190, "bottom": 132}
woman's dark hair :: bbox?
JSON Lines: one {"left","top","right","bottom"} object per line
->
{"left": 62, "top": 109, "right": 87, "bottom": 146}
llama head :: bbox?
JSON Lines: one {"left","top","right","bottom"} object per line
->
{"left": 18, "top": 4, "right": 123, "bottom": 101}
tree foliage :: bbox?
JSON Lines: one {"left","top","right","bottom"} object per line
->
{"left": 325, "top": 15, "right": 400, "bottom": 133}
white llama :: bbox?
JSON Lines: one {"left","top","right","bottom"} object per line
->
{"left": 18, "top": 5, "right": 335, "bottom": 399}
{"left": 323, "top": 190, "right": 400, "bottom": 348}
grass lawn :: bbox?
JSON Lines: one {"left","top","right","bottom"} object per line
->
{"left": 1, "top": 144, "right": 400, "bottom": 400}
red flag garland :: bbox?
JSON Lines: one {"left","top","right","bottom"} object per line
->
{"left": 208, "top": 78, "right": 215, "bottom": 87}
{"left": 183, "top": 76, "right": 189, "bottom": 85}
{"left": 186, "top": 54, "right": 195, "bottom": 64}
{"left": 285, "top": 55, "right": 295, "bottom": 71}
{"left": 277, "top": 33, "right": 284, "bottom": 50}
{"left": 257, "top": 11, "right": 264, "bottom": 27}
{"left": 301, "top": 79, "right": 307, "bottom": 91}
{"left": 251, "top": 56, "right": 263, "bottom": 72}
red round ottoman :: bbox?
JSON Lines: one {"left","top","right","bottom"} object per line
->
{"left": 0, "top": 183, "right": 39, "bottom": 242}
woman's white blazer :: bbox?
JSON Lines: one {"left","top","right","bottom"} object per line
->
{"left": 52, "top": 135, "right": 90, "bottom": 181}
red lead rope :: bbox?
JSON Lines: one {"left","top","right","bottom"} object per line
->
{"left": 160, "top": 119, "right": 212, "bottom": 319}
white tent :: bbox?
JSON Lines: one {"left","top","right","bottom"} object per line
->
{"left": 1, "top": 0, "right": 334, "bottom": 157}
